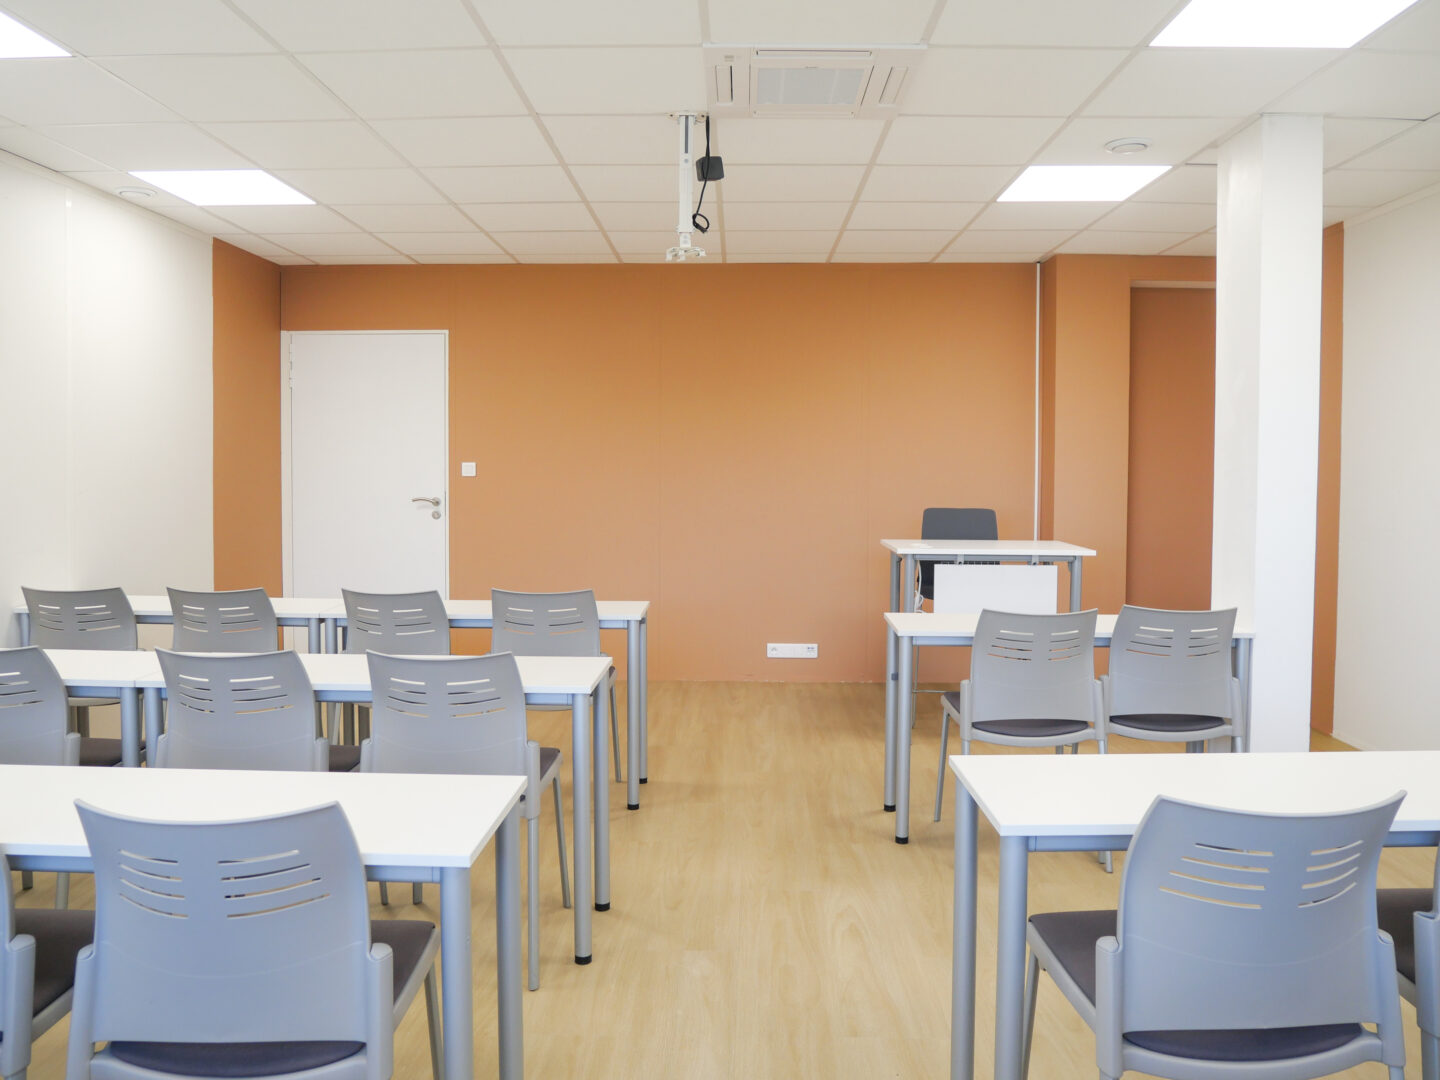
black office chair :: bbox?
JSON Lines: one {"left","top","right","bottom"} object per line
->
{"left": 917, "top": 507, "right": 998, "bottom": 604}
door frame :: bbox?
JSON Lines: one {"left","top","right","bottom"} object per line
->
{"left": 280, "top": 329, "right": 450, "bottom": 598}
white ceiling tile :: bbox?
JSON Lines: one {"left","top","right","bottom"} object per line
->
{"left": 724, "top": 230, "right": 836, "bottom": 253}
{"left": 879, "top": 117, "right": 1065, "bottom": 165}
{"left": 411, "top": 254, "right": 515, "bottom": 263}
{"left": 903, "top": 48, "right": 1126, "bottom": 116}
{"left": 1346, "top": 119, "right": 1440, "bottom": 172}
{"left": 845, "top": 202, "right": 982, "bottom": 229}
{"left": 1324, "top": 168, "right": 1440, "bottom": 206}
{"left": 505, "top": 48, "right": 704, "bottom": 114}
{"left": 721, "top": 201, "right": 852, "bottom": 229}
{"left": 202, "top": 121, "right": 406, "bottom": 169}
{"left": 589, "top": 201, "right": 685, "bottom": 230}
{"left": 145, "top": 204, "right": 239, "bottom": 232}
{"left": 1362, "top": 0, "right": 1440, "bottom": 50}
{"left": 375, "top": 232, "right": 503, "bottom": 255}
{"left": 310, "top": 255, "right": 416, "bottom": 264}
{"left": 930, "top": 0, "right": 1178, "bottom": 47}
{"left": 706, "top": 0, "right": 934, "bottom": 43}
{"left": 298, "top": 51, "right": 525, "bottom": 120}
{"left": 0, "top": 126, "right": 109, "bottom": 171}
{"left": 948, "top": 229, "right": 1074, "bottom": 253}
{"left": 463, "top": 202, "right": 599, "bottom": 230}
{"left": 261, "top": 233, "right": 399, "bottom": 256}
{"left": 423, "top": 165, "right": 578, "bottom": 202}
{"left": 476, "top": 0, "right": 700, "bottom": 45}
{"left": 277, "top": 169, "right": 445, "bottom": 204}
{"left": 1323, "top": 206, "right": 1352, "bottom": 226}
{"left": 717, "top": 163, "right": 866, "bottom": 201}
{"left": 1163, "top": 233, "right": 1217, "bottom": 256}
{"left": 836, "top": 229, "right": 955, "bottom": 253}
{"left": 861, "top": 165, "right": 1017, "bottom": 201}
{"left": 1057, "top": 230, "right": 1197, "bottom": 254}
{"left": 492, "top": 230, "right": 612, "bottom": 254}
{"left": 98, "top": 56, "right": 348, "bottom": 122}
{"left": 607, "top": 230, "right": 682, "bottom": 253}
{"left": 718, "top": 118, "right": 885, "bottom": 164}
{"left": 369, "top": 118, "right": 556, "bottom": 168}
{"left": 1325, "top": 118, "right": 1426, "bottom": 168}
{"left": 214, "top": 234, "right": 295, "bottom": 258}
{"left": 333, "top": 204, "right": 474, "bottom": 232}
{"left": 270, "top": 256, "right": 315, "bottom": 264}
{"left": 36, "top": 122, "right": 248, "bottom": 170}
{"left": 1, "top": 0, "right": 275, "bottom": 55}
{"left": 569, "top": 164, "right": 676, "bottom": 201}
{"left": 516, "top": 253, "right": 619, "bottom": 263}
{"left": 1130, "top": 164, "right": 1217, "bottom": 203}
{"left": 230, "top": 0, "right": 486, "bottom": 51}
{"left": 969, "top": 202, "right": 1112, "bottom": 230}
{"left": 544, "top": 115, "right": 675, "bottom": 165}
{"left": 831, "top": 252, "right": 932, "bottom": 262}
{"left": 0, "top": 59, "right": 176, "bottom": 125}
{"left": 1037, "top": 117, "right": 1240, "bottom": 165}
{"left": 63, "top": 169, "right": 193, "bottom": 205}
{"left": 617, "top": 252, "right": 675, "bottom": 263}
{"left": 1273, "top": 51, "right": 1440, "bottom": 118}
{"left": 205, "top": 204, "right": 362, "bottom": 233}
{"left": 1091, "top": 201, "right": 1216, "bottom": 232}
{"left": 724, "top": 253, "right": 828, "bottom": 262}
{"left": 1082, "top": 50, "right": 1339, "bottom": 118}
{"left": 935, "top": 251, "right": 1044, "bottom": 262}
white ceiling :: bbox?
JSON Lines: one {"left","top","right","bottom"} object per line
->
{"left": 0, "top": 0, "right": 1436, "bottom": 265}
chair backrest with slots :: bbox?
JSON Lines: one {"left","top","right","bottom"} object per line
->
{"left": 969, "top": 609, "right": 1098, "bottom": 725}
{"left": 490, "top": 589, "right": 600, "bottom": 657}
{"left": 22, "top": 587, "right": 136, "bottom": 651}
{"left": 0, "top": 647, "right": 74, "bottom": 765}
{"left": 167, "top": 587, "right": 278, "bottom": 653}
{"left": 342, "top": 589, "right": 450, "bottom": 655}
{"left": 1108, "top": 605, "right": 1237, "bottom": 719}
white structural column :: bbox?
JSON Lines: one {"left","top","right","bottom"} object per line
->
{"left": 1212, "top": 114, "right": 1323, "bottom": 752}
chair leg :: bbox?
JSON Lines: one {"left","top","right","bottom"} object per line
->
{"left": 379, "top": 882, "right": 390, "bottom": 906}
{"left": 75, "top": 706, "right": 91, "bottom": 737}
{"left": 1422, "top": 1031, "right": 1439, "bottom": 1080}
{"left": 527, "top": 815, "right": 540, "bottom": 992}
{"left": 412, "top": 882, "right": 423, "bottom": 905}
{"left": 1021, "top": 949, "right": 1040, "bottom": 1080}
{"left": 610, "top": 681, "right": 621, "bottom": 783}
{"left": 19, "top": 871, "right": 32, "bottom": 891}
{"left": 553, "top": 776, "right": 571, "bottom": 910}
{"left": 934, "top": 707, "right": 953, "bottom": 822}
{"left": 423, "top": 963, "right": 443, "bottom": 1080}
{"left": 342, "top": 703, "right": 355, "bottom": 744}
{"left": 1096, "top": 739, "right": 1112, "bottom": 872}
{"left": 55, "top": 873, "right": 69, "bottom": 910}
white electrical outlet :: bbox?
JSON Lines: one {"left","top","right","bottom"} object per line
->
{"left": 767, "top": 643, "right": 818, "bottom": 659}
{"left": 460, "top": 462, "right": 477, "bottom": 477}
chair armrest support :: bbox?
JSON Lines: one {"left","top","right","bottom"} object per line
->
{"left": 365, "top": 943, "right": 394, "bottom": 1080}
{"left": 1094, "top": 935, "right": 1123, "bottom": 1079}
{"left": 65, "top": 944, "right": 96, "bottom": 1080}
{"left": 2, "top": 932, "right": 36, "bottom": 1078}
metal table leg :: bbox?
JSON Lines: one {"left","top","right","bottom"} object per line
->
{"left": 1068, "top": 555, "right": 1083, "bottom": 612}
{"left": 994, "top": 836, "right": 1030, "bottom": 1080}
{"left": 18, "top": 612, "right": 30, "bottom": 645}
{"left": 951, "top": 783, "right": 978, "bottom": 1080}
{"left": 1235, "top": 636, "right": 1253, "bottom": 741}
{"left": 324, "top": 618, "right": 337, "bottom": 653}
{"left": 627, "top": 619, "right": 641, "bottom": 810}
{"left": 441, "top": 864, "right": 474, "bottom": 1080}
{"left": 571, "top": 692, "right": 593, "bottom": 962}
{"left": 121, "top": 688, "right": 142, "bottom": 768}
{"left": 638, "top": 617, "right": 648, "bottom": 783}
{"left": 492, "top": 809, "right": 523, "bottom": 1080}
{"left": 884, "top": 623, "right": 898, "bottom": 812}
{"left": 594, "top": 680, "right": 611, "bottom": 911}
{"left": 307, "top": 617, "right": 321, "bottom": 654}
{"left": 895, "top": 637, "right": 914, "bottom": 843}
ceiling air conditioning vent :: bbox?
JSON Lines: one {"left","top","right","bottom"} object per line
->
{"left": 704, "top": 45, "right": 923, "bottom": 118}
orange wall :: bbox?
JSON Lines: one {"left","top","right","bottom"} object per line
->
{"left": 274, "top": 264, "right": 1038, "bottom": 681}
{"left": 1126, "top": 287, "right": 1215, "bottom": 609}
{"left": 212, "top": 239, "right": 282, "bottom": 593}
{"left": 1311, "top": 224, "right": 1344, "bottom": 733}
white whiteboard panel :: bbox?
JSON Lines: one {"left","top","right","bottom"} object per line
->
{"left": 933, "top": 564, "right": 1058, "bottom": 615}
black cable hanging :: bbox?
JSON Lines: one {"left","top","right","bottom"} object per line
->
{"left": 692, "top": 115, "right": 712, "bottom": 234}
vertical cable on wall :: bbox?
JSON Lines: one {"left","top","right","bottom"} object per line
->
{"left": 1033, "top": 260, "right": 1041, "bottom": 540}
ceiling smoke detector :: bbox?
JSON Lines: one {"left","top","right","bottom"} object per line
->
{"left": 705, "top": 44, "right": 923, "bottom": 118}
{"left": 1104, "top": 137, "right": 1152, "bottom": 155}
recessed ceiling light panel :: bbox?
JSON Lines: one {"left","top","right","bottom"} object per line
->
{"left": 999, "top": 165, "right": 1171, "bottom": 202}
{"left": 128, "top": 170, "right": 314, "bottom": 206}
{"left": 1152, "top": 0, "right": 1422, "bottom": 48}
{"left": 0, "top": 11, "right": 69, "bottom": 58}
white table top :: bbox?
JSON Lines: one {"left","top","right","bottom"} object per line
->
{"left": 881, "top": 539, "right": 1097, "bottom": 558}
{"left": 885, "top": 611, "right": 1255, "bottom": 639}
{"left": 40, "top": 648, "right": 156, "bottom": 687}
{"left": 0, "top": 763, "right": 524, "bottom": 868}
{"left": 393, "top": 598, "right": 650, "bottom": 625}
{"left": 950, "top": 751, "right": 1439, "bottom": 838}
{"left": 17, "top": 595, "right": 650, "bottom": 624}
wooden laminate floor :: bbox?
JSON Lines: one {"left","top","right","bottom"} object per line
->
{"left": 16, "top": 684, "right": 1432, "bottom": 1078}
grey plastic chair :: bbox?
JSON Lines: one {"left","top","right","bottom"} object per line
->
{"left": 166, "top": 587, "right": 278, "bottom": 653}
{"left": 69, "top": 800, "right": 441, "bottom": 1080}
{"left": 1104, "top": 605, "right": 1246, "bottom": 753}
{"left": 22, "top": 586, "right": 137, "bottom": 740}
{"left": 154, "top": 650, "right": 334, "bottom": 772}
{"left": 0, "top": 850, "right": 93, "bottom": 1080}
{"left": 491, "top": 588, "right": 622, "bottom": 793}
{"left": 934, "top": 609, "right": 1105, "bottom": 819}
{"left": 917, "top": 507, "right": 998, "bottom": 603}
{"left": 1377, "top": 852, "right": 1440, "bottom": 1080}
{"left": 339, "top": 590, "right": 451, "bottom": 745}
{"left": 362, "top": 651, "right": 570, "bottom": 991}
{"left": 1022, "top": 793, "right": 1407, "bottom": 1080}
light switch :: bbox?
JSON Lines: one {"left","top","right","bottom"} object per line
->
{"left": 460, "top": 462, "right": 476, "bottom": 477}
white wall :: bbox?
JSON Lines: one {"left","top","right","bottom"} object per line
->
{"left": 1333, "top": 184, "right": 1440, "bottom": 749}
{"left": 0, "top": 152, "right": 213, "bottom": 647}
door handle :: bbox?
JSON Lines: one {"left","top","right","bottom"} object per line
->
{"left": 411, "top": 496, "right": 441, "bottom": 507}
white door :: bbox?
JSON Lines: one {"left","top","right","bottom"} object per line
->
{"left": 287, "top": 331, "right": 447, "bottom": 597}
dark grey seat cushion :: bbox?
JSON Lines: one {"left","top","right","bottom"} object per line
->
{"left": 972, "top": 717, "right": 1089, "bottom": 738}
{"left": 1377, "top": 887, "right": 1431, "bottom": 983}
{"left": 78, "top": 737, "right": 125, "bottom": 768}
{"left": 538, "top": 746, "right": 561, "bottom": 779}
{"left": 327, "top": 743, "right": 361, "bottom": 773}
{"left": 14, "top": 908, "right": 94, "bottom": 1012}
{"left": 1029, "top": 909, "right": 1364, "bottom": 1063}
{"left": 108, "top": 919, "right": 435, "bottom": 1078}
{"left": 1110, "top": 713, "right": 1227, "bottom": 734}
